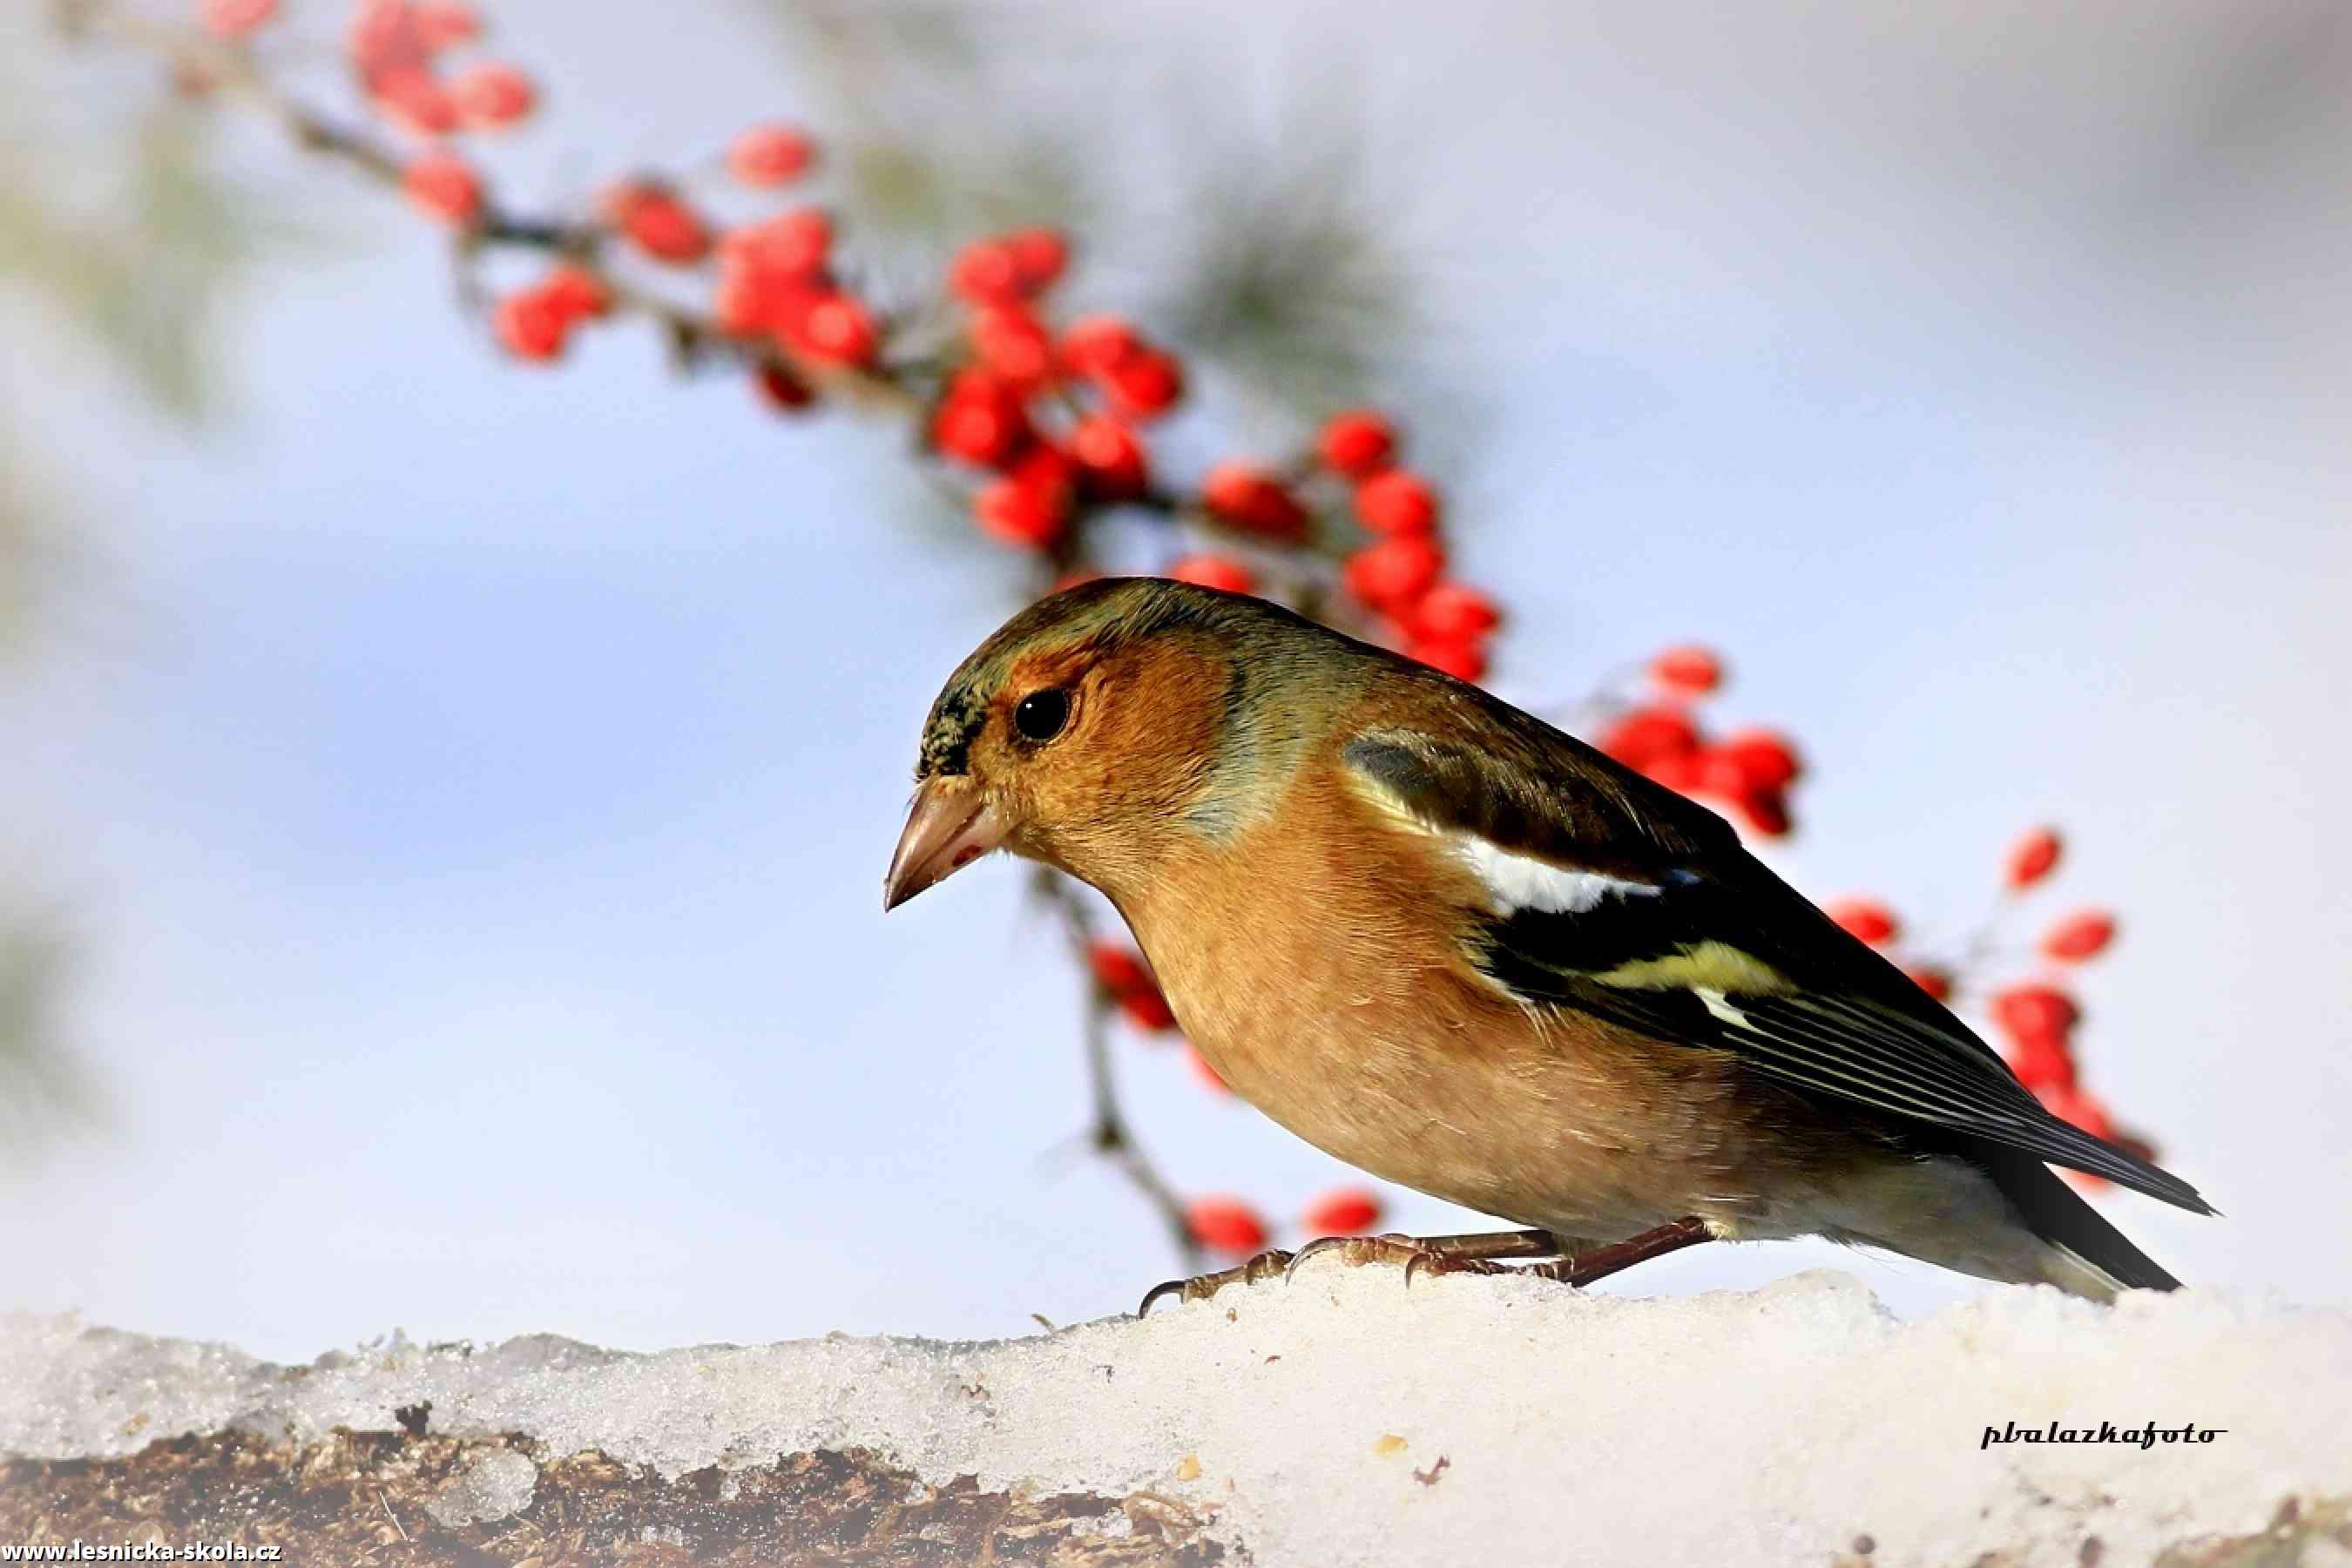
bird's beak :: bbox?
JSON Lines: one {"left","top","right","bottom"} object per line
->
{"left": 883, "top": 777, "right": 1009, "bottom": 911}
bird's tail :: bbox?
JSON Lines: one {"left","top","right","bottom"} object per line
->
{"left": 1978, "top": 1146, "right": 2182, "bottom": 1300}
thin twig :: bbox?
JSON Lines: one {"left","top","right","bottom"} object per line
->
{"left": 1033, "top": 867, "right": 1205, "bottom": 1270}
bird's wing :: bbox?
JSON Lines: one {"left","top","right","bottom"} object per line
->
{"left": 1342, "top": 725, "right": 2210, "bottom": 1213}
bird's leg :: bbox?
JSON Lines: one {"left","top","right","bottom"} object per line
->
{"left": 1136, "top": 1246, "right": 1296, "bottom": 1315}
{"left": 1530, "top": 1215, "right": 1714, "bottom": 1288}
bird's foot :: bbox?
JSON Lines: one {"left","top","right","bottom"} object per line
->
{"left": 1281, "top": 1218, "right": 1716, "bottom": 1293}
{"left": 1134, "top": 1220, "right": 1713, "bottom": 1315}
{"left": 1284, "top": 1227, "right": 1561, "bottom": 1289}
{"left": 1136, "top": 1247, "right": 1295, "bottom": 1315}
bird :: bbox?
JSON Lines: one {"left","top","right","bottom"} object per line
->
{"left": 883, "top": 577, "right": 2211, "bottom": 1305}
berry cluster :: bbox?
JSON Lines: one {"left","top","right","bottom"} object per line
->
{"left": 216, "top": 0, "right": 1511, "bottom": 691}
{"left": 348, "top": 1, "right": 533, "bottom": 139}
{"left": 1825, "top": 826, "right": 2154, "bottom": 1185}
{"left": 927, "top": 258, "right": 1506, "bottom": 686}
{"left": 931, "top": 240, "right": 1177, "bottom": 547}
{"left": 147, "top": 0, "right": 2171, "bottom": 1267}
{"left": 1183, "top": 411, "right": 1503, "bottom": 682}
{"left": 1593, "top": 647, "right": 1803, "bottom": 835}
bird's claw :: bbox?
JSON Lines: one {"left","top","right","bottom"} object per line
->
{"left": 1136, "top": 1247, "right": 1296, "bottom": 1316}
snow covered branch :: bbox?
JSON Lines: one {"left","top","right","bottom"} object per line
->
{"left": 4, "top": 1272, "right": 2347, "bottom": 1565}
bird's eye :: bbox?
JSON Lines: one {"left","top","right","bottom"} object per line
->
{"left": 1012, "top": 687, "right": 1071, "bottom": 743}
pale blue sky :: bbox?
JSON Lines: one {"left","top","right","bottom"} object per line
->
{"left": 5, "top": 0, "right": 2349, "bottom": 1358}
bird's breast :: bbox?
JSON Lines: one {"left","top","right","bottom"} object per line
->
{"left": 1112, "top": 783, "right": 1768, "bottom": 1233}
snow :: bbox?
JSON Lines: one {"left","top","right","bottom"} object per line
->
{"left": 4, "top": 1268, "right": 2348, "bottom": 1565}
{"left": 424, "top": 1447, "right": 538, "bottom": 1529}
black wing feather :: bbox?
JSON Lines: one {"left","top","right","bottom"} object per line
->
{"left": 1347, "top": 727, "right": 2213, "bottom": 1216}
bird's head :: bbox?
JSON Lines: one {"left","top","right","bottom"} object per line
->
{"left": 883, "top": 578, "right": 1334, "bottom": 910}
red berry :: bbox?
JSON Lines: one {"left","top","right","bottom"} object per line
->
{"left": 451, "top": 61, "right": 534, "bottom": 128}
{"left": 373, "top": 65, "right": 458, "bottom": 135}
{"left": 1343, "top": 536, "right": 1444, "bottom": 611}
{"left": 200, "top": 0, "right": 277, "bottom": 37}
{"left": 1085, "top": 936, "right": 1174, "bottom": 1031}
{"left": 1649, "top": 645, "right": 1723, "bottom": 697}
{"left": 929, "top": 370, "right": 1031, "bottom": 469}
{"left": 1904, "top": 964, "right": 1955, "bottom": 1004}
{"left": 1101, "top": 350, "right": 1184, "bottom": 421}
{"left": 970, "top": 304, "right": 1057, "bottom": 389}
{"left": 715, "top": 273, "right": 790, "bottom": 337}
{"left": 1301, "top": 1186, "right": 1383, "bottom": 1236}
{"left": 1353, "top": 469, "right": 1439, "bottom": 537}
{"left": 1643, "top": 751, "right": 1707, "bottom": 792}
{"left": 1409, "top": 582, "right": 1500, "bottom": 644}
{"left": 974, "top": 483, "right": 1063, "bottom": 548}
{"left": 1715, "top": 729, "right": 1801, "bottom": 792}
{"left": 1118, "top": 985, "right": 1179, "bottom": 1033}
{"left": 1202, "top": 463, "right": 1308, "bottom": 539}
{"left": 950, "top": 229, "right": 1068, "bottom": 301}
{"left": 1004, "top": 227, "right": 1070, "bottom": 293}
{"left": 974, "top": 446, "right": 1073, "bottom": 549}
{"left": 540, "top": 264, "right": 612, "bottom": 322}
{"left": 1598, "top": 706, "right": 1701, "bottom": 769}
{"left": 627, "top": 203, "right": 709, "bottom": 266}
{"left": 402, "top": 151, "right": 481, "bottom": 226}
{"left": 1069, "top": 416, "right": 1149, "bottom": 499}
{"left": 1991, "top": 984, "right": 2079, "bottom": 1046}
{"left": 411, "top": 0, "right": 480, "bottom": 50}
{"left": 1408, "top": 636, "right": 1487, "bottom": 683}
{"left": 1318, "top": 410, "right": 1396, "bottom": 476}
{"left": 1088, "top": 941, "right": 1152, "bottom": 997}
{"left": 948, "top": 239, "right": 1023, "bottom": 304}
{"left": 721, "top": 207, "right": 833, "bottom": 280}
{"left": 1168, "top": 554, "right": 1254, "bottom": 594}
{"left": 1732, "top": 789, "right": 1792, "bottom": 837}
{"left": 1827, "top": 899, "right": 1900, "bottom": 946}
{"left": 2042, "top": 910, "right": 2117, "bottom": 963}
{"left": 2007, "top": 1034, "right": 2078, "bottom": 1093}
{"left": 605, "top": 185, "right": 710, "bottom": 264}
{"left": 2006, "top": 827, "right": 2062, "bottom": 889}
{"left": 1185, "top": 1196, "right": 1268, "bottom": 1257}
{"left": 490, "top": 288, "right": 567, "bottom": 362}
{"left": 754, "top": 362, "right": 814, "bottom": 412}
{"left": 727, "top": 123, "right": 816, "bottom": 186}
{"left": 1058, "top": 314, "right": 1139, "bottom": 375}
{"left": 1696, "top": 747, "right": 1761, "bottom": 801}
{"left": 1010, "top": 442, "right": 1075, "bottom": 496}
{"left": 794, "top": 293, "right": 879, "bottom": 366}
{"left": 346, "top": 0, "right": 415, "bottom": 71}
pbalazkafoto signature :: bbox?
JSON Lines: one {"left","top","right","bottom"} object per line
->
{"left": 1981, "top": 1420, "right": 2226, "bottom": 1451}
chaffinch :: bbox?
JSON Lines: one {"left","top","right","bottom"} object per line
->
{"left": 886, "top": 578, "right": 2210, "bottom": 1303}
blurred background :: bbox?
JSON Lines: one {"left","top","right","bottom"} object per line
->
{"left": 3, "top": 0, "right": 2349, "bottom": 1361}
